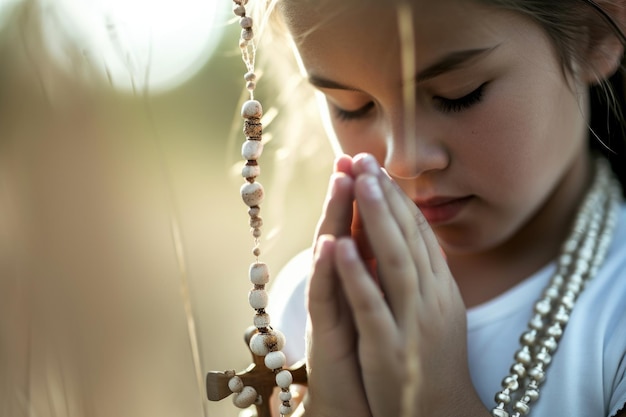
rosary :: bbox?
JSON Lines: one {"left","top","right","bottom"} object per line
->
{"left": 205, "top": 1, "right": 306, "bottom": 416}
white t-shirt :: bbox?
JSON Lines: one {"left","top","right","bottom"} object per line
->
{"left": 268, "top": 204, "right": 626, "bottom": 417}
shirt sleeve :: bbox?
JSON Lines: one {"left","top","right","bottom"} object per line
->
{"left": 267, "top": 249, "right": 311, "bottom": 365}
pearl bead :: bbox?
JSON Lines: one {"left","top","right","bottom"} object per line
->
{"left": 515, "top": 347, "right": 531, "bottom": 365}
{"left": 264, "top": 351, "right": 286, "bottom": 370}
{"left": 275, "top": 370, "right": 293, "bottom": 388}
{"left": 249, "top": 288, "right": 268, "bottom": 309}
{"left": 228, "top": 376, "right": 244, "bottom": 393}
{"left": 249, "top": 263, "right": 270, "bottom": 285}
{"left": 248, "top": 206, "right": 260, "bottom": 217}
{"left": 232, "top": 386, "right": 257, "bottom": 409}
{"left": 242, "top": 139, "right": 264, "bottom": 160}
{"left": 491, "top": 408, "right": 510, "bottom": 417}
{"left": 241, "top": 182, "right": 264, "bottom": 207}
{"left": 241, "top": 100, "right": 263, "bottom": 119}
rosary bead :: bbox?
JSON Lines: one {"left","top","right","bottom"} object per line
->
{"left": 233, "top": 0, "right": 248, "bottom": 5}
{"left": 241, "top": 28, "right": 254, "bottom": 42}
{"left": 244, "top": 118, "right": 263, "bottom": 139}
{"left": 244, "top": 71, "right": 257, "bottom": 82}
{"left": 249, "top": 288, "right": 268, "bottom": 309}
{"left": 252, "top": 247, "right": 261, "bottom": 257}
{"left": 529, "top": 314, "right": 544, "bottom": 330}
{"left": 242, "top": 164, "right": 261, "bottom": 180}
{"left": 279, "top": 404, "right": 293, "bottom": 415}
{"left": 239, "top": 39, "right": 248, "bottom": 49}
{"left": 279, "top": 391, "right": 292, "bottom": 402}
{"left": 240, "top": 16, "right": 253, "bottom": 29}
{"left": 250, "top": 263, "right": 270, "bottom": 285}
{"left": 252, "top": 227, "right": 262, "bottom": 238}
{"left": 553, "top": 307, "right": 569, "bottom": 324}
{"left": 275, "top": 370, "right": 293, "bottom": 389}
{"left": 254, "top": 312, "right": 271, "bottom": 329}
{"left": 527, "top": 365, "right": 545, "bottom": 383}
{"left": 246, "top": 81, "right": 256, "bottom": 91}
{"left": 228, "top": 376, "right": 244, "bottom": 393}
{"left": 264, "top": 351, "right": 287, "bottom": 370}
{"left": 242, "top": 139, "right": 264, "bottom": 160}
{"left": 249, "top": 332, "right": 274, "bottom": 356}
{"left": 543, "top": 285, "right": 559, "bottom": 299}
{"left": 535, "top": 349, "right": 552, "bottom": 366}
{"left": 241, "top": 182, "right": 264, "bottom": 207}
{"left": 232, "top": 4, "right": 245, "bottom": 16}
{"left": 525, "top": 388, "right": 540, "bottom": 402}
{"left": 232, "top": 386, "right": 258, "bottom": 409}
{"left": 273, "top": 329, "right": 286, "bottom": 351}
{"left": 249, "top": 216, "right": 263, "bottom": 229}
{"left": 249, "top": 206, "right": 261, "bottom": 217}
{"left": 241, "top": 100, "right": 263, "bottom": 119}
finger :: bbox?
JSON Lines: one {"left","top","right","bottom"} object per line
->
{"left": 334, "top": 237, "right": 396, "bottom": 340}
{"left": 315, "top": 172, "right": 355, "bottom": 239}
{"left": 353, "top": 173, "right": 419, "bottom": 326}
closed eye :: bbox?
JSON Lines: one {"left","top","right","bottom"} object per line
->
{"left": 434, "top": 82, "right": 487, "bottom": 113}
{"left": 334, "top": 101, "right": 375, "bottom": 121}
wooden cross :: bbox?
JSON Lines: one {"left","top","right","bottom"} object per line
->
{"left": 206, "top": 326, "right": 308, "bottom": 417}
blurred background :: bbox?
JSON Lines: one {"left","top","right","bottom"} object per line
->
{"left": 0, "top": 0, "right": 333, "bottom": 416}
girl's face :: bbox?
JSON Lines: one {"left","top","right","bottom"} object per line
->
{"left": 281, "top": 0, "right": 591, "bottom": 254}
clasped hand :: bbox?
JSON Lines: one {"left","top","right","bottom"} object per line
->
{"left": 303, "top": 153, "right": 480, "bottom": 417}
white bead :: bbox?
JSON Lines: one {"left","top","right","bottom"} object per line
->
{"left": 232, "top": 386, "right": 257, "bottom": 408}
{"left": 254, "top": 312, "right": 270, "bottom": 328}
{"left": 275, "top": 370, "right": 293, "bottom": 388}
{"left": 242, "top": 164, "right": 261, "bottom": 179}
{"left": 249, "top": 263, "right": 270, "bottom": 285}
{"left": 249, "top": 288, "right": 268, "bottom": 309}
{"left": 264, "top": 351, "right": 286, "bottom": 370}
{"left": 249, "top": 333, "right": 271, "bottom": 356}
{"left": 241, "top": 182, "right": 264, "bottom": 207}
{"left": 242, "top": 139, "right": 264, "bottom": 160}
{"left": 249, "top": 216, "right": 263, "bottom": 228}
{"left": 241, "top": 100, "right": 263, "bottom": 119}
{"left": 279, "top": 404, "right": 293, "bottom": 415}
{"left": 273, "top": 329, "right": 286, "bottom": 351}
{"left": 241, "top": 28, "right": 254, "bottom": 41}
{"left": 279, "top": 391, "right": 292, "bottom": 402}
{"left": 228, "top": 376, "right": 244, "bottom": 393}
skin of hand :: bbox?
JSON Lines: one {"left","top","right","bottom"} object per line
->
{"left": 302, "top": 155, "right": 374, "bottom": 417}
{"left": 330, "top": 153, "right": 489, "bottom": 417}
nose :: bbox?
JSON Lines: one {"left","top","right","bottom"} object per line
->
{"left": 383, "top": 114, "right": 449, "bottom": 179}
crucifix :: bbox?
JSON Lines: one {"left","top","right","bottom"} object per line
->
{"left": 205, "top": 1, "right": 307, "bottom": 415}
{"left": 206, "top": 327, "right": 307, "bottom": 417}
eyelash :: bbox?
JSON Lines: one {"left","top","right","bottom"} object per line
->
{"left": 334, "top": 101, "right": 375, "bottom": 121}
{"left": 435, "top": 83, "right": 487, "bottom": 113}
{"left": 333, "top": 82, "right": 488, "bottom": 121}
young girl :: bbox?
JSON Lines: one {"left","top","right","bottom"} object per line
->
{"left": 264, "top": 0, "right": 626, "bottom": 416}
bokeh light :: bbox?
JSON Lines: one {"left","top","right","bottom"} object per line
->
{"left": 39, "top": 0, "right": 229, "bottom": 93}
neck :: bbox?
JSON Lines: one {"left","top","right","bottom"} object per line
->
{"left": 448, "top": 153, "right": 593, "bottom": 309}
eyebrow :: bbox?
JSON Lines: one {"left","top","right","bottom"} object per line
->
{"left": 308, "top": 45, "right": 499, "bottom": 90}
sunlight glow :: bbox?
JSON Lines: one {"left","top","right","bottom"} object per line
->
{"left": 43, "top": 0, "right": 229, "bottom": 93}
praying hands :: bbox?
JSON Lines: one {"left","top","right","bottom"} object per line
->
{"left": 304, "top": 154, "right": 487, "bottom": 417}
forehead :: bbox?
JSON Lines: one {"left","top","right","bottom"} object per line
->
{"left": 278, "top": 0, "right": 517, "bottom": 75}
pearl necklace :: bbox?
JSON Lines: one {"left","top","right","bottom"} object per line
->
{"left": 491, "top": 157, "right": 622, "bottom": 417}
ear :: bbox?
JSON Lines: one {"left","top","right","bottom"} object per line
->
{"left": 582, "top": 0, "right": 626, "bottom": 84}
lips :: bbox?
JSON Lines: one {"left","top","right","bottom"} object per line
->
{"left": 413, "top": 196, "right": 473, "bottom": 224}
